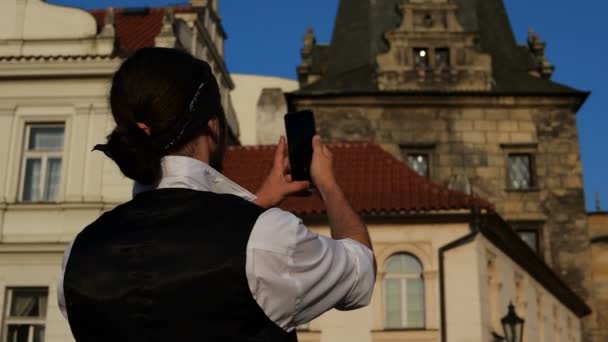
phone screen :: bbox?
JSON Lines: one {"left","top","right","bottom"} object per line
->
{"left": 284, "top": 110, "right": 316, "bottom": 181}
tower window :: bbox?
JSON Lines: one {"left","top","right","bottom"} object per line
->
{"left": 518, "top": 230, "right": 539, "bottom": 253}
{"left": 407, "top": 154, "right": 429, "bottom": 178}
{"left": 414, "top": 48, "right": 429, "bottom": 70}
{"left": 424, "top": 13, "right": 433, "bottom": 27}
{"left": 435, "top": 48, "right": 450, "bottom": 70}
{"left": 508, "top": 154, "right": 535, "bottom": 190}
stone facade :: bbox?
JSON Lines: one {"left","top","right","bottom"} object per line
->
{"left": 588, "top": 212, "right": 608, "bottom": 341}
{"left": 289, "top": 93, "right": 598, "bottom": 341}
{"left": 290, "top": 0, "right": 601, "bottom": 339}
{"left": 376, "top": 0, "right": 493, "bottom": 91}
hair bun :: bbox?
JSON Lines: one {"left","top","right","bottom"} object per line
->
{"left": 104, "top": 124, "right": 162, "bottom": 185}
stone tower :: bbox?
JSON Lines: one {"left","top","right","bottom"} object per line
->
{"left": 291, "top": 0, "right": 601, "bottom": 340}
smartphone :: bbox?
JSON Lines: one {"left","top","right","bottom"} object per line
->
{"left": 284, "top": 110, "right": 316, "bottom": 181}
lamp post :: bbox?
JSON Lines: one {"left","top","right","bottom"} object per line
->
{"left": 501, "top": 302, "right": 525, "bottom": 342}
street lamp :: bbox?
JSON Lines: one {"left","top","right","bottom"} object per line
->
{"left": 501, "top": 302, "right": 525, "bottom": 342}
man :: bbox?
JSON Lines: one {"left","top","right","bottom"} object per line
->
{"left": 58, "top": 47, "right": 375, "bottom": 341}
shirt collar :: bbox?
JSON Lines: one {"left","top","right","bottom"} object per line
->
{"left": 132, "top": 155, "right": 257, "bottom": 201}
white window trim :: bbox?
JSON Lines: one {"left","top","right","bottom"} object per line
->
{"left": 18, "top": 124, "right": 65, "bottom": 203}
{"left": 5, "top": 108, "right": 73, "bottom": 204}
{"left": 383, "top": 255, "right": 426, "bottom": 330}
{"left": 2, "top": 287, "right": 48, "bottom": 342}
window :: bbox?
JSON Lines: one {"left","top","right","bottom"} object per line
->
{"left": 508, "top": 154, "right": 534, "bottom": 190}
{"left": 2, "top": 288, "right": 48, "bottom": 342}
{"left": 414, "top": 48, "right": 429, "bottom": 70}
{"left": 518, "top": 230, "right": 539, "bottom": 252}
{"left": 407, "top": 154, "right": 429, "bottom": 177}
{"left": 509, "top": 221, "right": 543, "bottom": 255}
{"left": 384, "top": 254, "right": 425, "bottom": 329}
{"left": 20, "top": 124, "right": 64, "bottom": 202}
{"left": 435, "top": 48, "right": 450, "bottom": 70}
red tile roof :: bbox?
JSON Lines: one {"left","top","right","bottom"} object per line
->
{"left": 89, "top": 6, "right": 195, "bottom": 57}
{"left": 223, "top": 143, "right": 492, "bottom": 216}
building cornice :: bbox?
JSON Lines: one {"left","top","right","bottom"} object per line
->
{"left": 0, "top": 243, "right": 68, "bottom": 253}
{"left": 0, "top": 57, "right": 121, "bottom": 79}
{"left": 286, "top": 91, "right": 589, "bottom": 111}
{"left": 0, "top": 201, "right": 120, "bottom": 211}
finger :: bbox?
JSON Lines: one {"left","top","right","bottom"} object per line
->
{"left": 312, "top": 135, "right": 322, "bottom": 151}
{"left": 322, "top": 144, "right": 333, "bottom": 158}
{"left": 283, "top": 157, "right": 291, "bottom": 174}
{"left": 273, "top": 136, "right": 286, "bottom": 169}
{"left": 286, "top": 181, "right": 311, "bottom": 194}
{"left": 285, "top": 174, "right": 292, "bottom": 182}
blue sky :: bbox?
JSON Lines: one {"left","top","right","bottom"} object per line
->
{"left": 50, "top": 0, "right": 607, "bottom": 212}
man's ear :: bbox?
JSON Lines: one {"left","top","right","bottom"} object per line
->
{"left": 207, "top": 118, "right": 219, "bottom": 143}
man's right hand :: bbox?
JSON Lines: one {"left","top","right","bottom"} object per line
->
{"left": 310, "top": 135, "right": 376, "bottom": 275}
{"left": 311, "top": 135, "right": 338, "bottom": 197}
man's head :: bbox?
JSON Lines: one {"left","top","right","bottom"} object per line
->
{"left": 95, "top": 47, "right": 227, "bottom": 184}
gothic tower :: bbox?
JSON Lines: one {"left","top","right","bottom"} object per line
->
{"left": 292, "top": 0, "right": 601, "bottom": 340}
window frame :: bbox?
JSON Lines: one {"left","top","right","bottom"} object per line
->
{"left": 2, "top": 287, "right": 49, "bottom": 342}
{"left": 406, "top": 153, "right": 430, "bottom": 178}
{"left": 509, "top": 220, "right": 544, "bottom": 257}
{"left": 18, "top": 123, "right": 66, "bottom": 203}
{"left": 507, "top": 153, "right": 536, "bottom": 191}
{"left": 413, "top": 48, "right": 430, "bottom": 71}
{"left": 500, "top": 143, "right": 539, "bottom": 192}
{"left": 400, "top": 144, "right": 435, "bottom": 180}
{"left": 382, "top": 253, "right": 426, "bottom": 330}
{"left": 434, "top": 47, "right": 451, "bottom": 71}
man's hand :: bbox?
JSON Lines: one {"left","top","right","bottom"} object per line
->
{"left": 254, "top": 136, "right": 311, "bottom": 208}
{"left": 310, "top": 135, "right": 338, "bottom": 198}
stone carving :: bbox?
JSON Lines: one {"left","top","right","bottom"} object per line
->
{"left": 297, "top": 28, "right": 319, "bottom": 86}
{"left": 376, "top": 0, "right": 493, "bottom": 91}
{"left": 99, "top": 7, "right": 115, "bottom": 37}
{"left": 527, "top": 29, "right": 555, "bottom": 79}
{"left": 154, "top": 8, "right": 177, "bottom": 48}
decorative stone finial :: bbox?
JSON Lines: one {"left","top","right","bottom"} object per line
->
{"left": 303, "top": 28, "right": 316, "bottom": 53}
{"left": 105, "top": 7, "right": 114, "bottom": 26}
{"left": 99, "top": 7, "right": 115, "bottom": 37}
{"left": 154, "top": 8, "right": 177, "bottom": 48}
{"left": 596, "top": 192, "right": 602, "bottom": 212}
{"left": 527, "top": 28, "right": 555, "bottom": 79}
{"left": 163, "top": 8, "right": 175, "bottom": 27}
{"left": 298, "top": 28, "right": 317, "bottom": 85}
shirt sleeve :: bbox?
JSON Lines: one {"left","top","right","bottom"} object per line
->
{"left": 246, "top": 208, "right": 375, "bottom": 332}
{"left": 57, "top": 240, "right": 74, "bottom": 320}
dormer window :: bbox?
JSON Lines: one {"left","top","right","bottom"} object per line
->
{"left": 435, "top": 48, "right": 450, "bottom": 70}
{"left": 423, "top": 13, "right": 434, "bottom": 27}
{"left": 414, "top": 48, "right": 429, "bottom": 70}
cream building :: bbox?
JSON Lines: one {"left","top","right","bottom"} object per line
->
{"left": 231, "top": 74, "right": 298, "bottom": 145}
{"left": 0, "top": 1, "right": 235, "bottom": 341}
{"left": 224, "top": 144, "right": 589, "bottom": 342}
{"left": 0, "top": 1, "right": 592, "bottom": 342}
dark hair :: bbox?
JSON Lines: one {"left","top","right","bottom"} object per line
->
{"left": 94, "top": 47, "right": 225, "bottom": 185}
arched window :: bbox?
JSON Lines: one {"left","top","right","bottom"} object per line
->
{"left": 384, "top": 253, "right": 425, "bottom": 329}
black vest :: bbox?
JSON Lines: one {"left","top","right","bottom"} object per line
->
{"left": 63, "top": 188, "right": 298, "bottom": 342}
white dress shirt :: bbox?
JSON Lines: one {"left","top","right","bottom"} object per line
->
{"left": 58, "top": 156, "right": 375, "bottom": 332}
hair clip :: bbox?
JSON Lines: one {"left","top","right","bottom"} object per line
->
{"left": 189, "top": 81, "right": 206, "bottom": 112}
